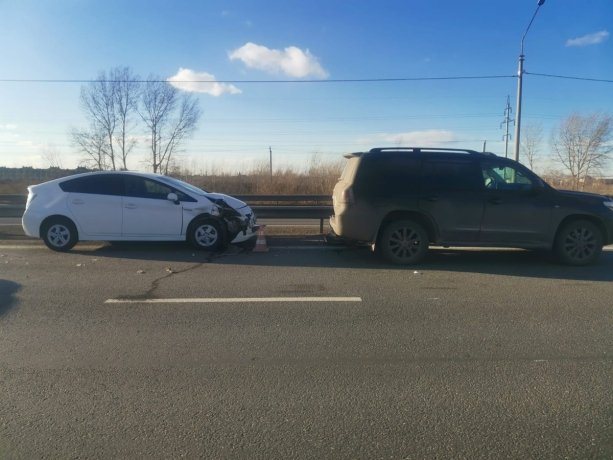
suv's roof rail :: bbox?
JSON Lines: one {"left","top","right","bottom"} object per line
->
{"left": 368, "top": 147, "right": 495, "bottom": 155}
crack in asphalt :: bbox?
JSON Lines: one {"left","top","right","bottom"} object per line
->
{"left": 116, "top": 250, "right": 232, "bottom": 301}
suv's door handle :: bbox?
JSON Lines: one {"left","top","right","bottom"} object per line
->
{"left": 71, "top": 199, "right": 84, "bottom": 205}
{"left": 424, "top": 196, "right": 439, "bottom": 202}
{"left": 489, "top": 197, "right": 503, "bottom": 205}
{"left": 124, "top": 203, "right": 137, "bottom": 209}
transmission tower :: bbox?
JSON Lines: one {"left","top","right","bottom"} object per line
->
{"left": 500, "top": 96, "right": 514, "bottom": 158}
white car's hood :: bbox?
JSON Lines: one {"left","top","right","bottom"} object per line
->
{"left": 204, "top": 193, "right": 249, "bottom": 210}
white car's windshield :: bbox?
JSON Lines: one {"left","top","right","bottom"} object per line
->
{"left": 157, "top": 176, "right": 209, "bottom": 195}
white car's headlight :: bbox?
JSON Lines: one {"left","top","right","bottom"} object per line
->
{"left": 604, "top": 200, "right": 613, "bottom": 211}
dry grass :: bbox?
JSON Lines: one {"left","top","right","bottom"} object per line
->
{"left": 1, "top": 163, "right": 611, "bottom": 196}
{"left": 0, "top": 179, "right": 31, "bottom": 194}
{"left": 168, "top": 159, "right": 344, "bottom": 195}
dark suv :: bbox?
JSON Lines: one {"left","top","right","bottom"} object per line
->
{"left": 330, "top": 147, "right": 613, "bottom": 265}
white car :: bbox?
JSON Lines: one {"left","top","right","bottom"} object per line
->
{"left": 22, "top": 171, "right": 258, "bottom": 252}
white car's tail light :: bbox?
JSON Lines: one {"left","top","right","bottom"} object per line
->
{"left": 25, "top": 190, "right": 37, "bottom": 209}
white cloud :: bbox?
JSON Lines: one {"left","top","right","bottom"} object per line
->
{"left": 0, "top": 123, "right": 18, "bottom": 131}
{"left": 229, "top": 42, "right": 329, "bottom": 79}
{"left": 566, "top": 30, "right": 609, "bottom": 47}
{"left": 167, "top": 68, "right": 241, "bottom": 96}
{"left": 361, "top": 130, "right": 459, "bottom": 146}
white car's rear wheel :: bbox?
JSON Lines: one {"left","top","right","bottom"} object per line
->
{"left": 41, "top": 217, "right": 78, "bottom": 252}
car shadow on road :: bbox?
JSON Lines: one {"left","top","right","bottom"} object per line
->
{"left": 71, "top": 238, "right": 613, "bottom": 283}
{"left": 0, "top": 279, "right": 21, "bottom": 316}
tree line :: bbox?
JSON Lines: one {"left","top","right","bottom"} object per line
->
{"left": 71, "top": 67, "right": 200, "bottom": 174}
{"left": 521, "top": 112, "right": 612, "bottom": 190}
{"left": 71, "top": 66, "right": 611, "bottom": 191}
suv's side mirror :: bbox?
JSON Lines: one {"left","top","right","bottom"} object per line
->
{"left": 531, "top": 180, "right": 546, "bottom": 194}
{"left": 167, "top": 192, "right": 180, "bottom": 205}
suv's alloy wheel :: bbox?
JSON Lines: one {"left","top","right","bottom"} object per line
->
{"left": 554, "top": 220, "right": 603, "bottom": 266}
{"left": 379, "top": 219, "right": 429, "bottom": 265}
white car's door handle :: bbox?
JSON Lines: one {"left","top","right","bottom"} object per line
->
{"left": 71, "top": 199, "right": 85, "bottom": 205}
{"left": 124, "top": 203, "right": 137, "bottom": 209}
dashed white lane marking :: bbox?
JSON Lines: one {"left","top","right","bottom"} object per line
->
{"left": 105, "top": 296, "right": 362, "bottom": 304}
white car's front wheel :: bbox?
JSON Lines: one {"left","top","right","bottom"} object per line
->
{"left": 188, "top": 218, "right": 225, "bottom": 251}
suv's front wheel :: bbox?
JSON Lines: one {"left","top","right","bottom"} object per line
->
{"left": 378, "top": 219, "right": 429, "bottom": 265}
{"left": 554, "top": 219, "right": 603, "bottom": 265}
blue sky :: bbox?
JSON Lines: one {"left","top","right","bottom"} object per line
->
{"left": 0, "top": 0, "right": 611, "bottom": 174}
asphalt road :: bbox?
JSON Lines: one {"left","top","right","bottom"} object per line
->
{"left": 1, "top": 232, "right": 612, "bottom": 459}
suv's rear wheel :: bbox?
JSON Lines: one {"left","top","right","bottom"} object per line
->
{"left": 554, "top": 219, "right": 603, "bottom": 266}
{"left": 378, "top": 219, "right": 429, "bottom": 265}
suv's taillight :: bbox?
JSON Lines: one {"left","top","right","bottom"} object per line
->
{"left": 339, "top": 186, "right": 355, "bottom": 205}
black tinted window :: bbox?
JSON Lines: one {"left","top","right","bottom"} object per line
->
{"left": 354, "top": 155, "right": 421, "bottom": 197}
{"left": 422, "top": 160, "right": 482, "bottom": 192}
{"left": 124, "top": 176, "right": 175, "bottom": 199}
{"left": 60, "top": 174, "right": 124, "bottom": 195}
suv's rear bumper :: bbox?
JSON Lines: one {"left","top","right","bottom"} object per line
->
{"left": 330, "top": 211, "right": 378, "bottom": 243}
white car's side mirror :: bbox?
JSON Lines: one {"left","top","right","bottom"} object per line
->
{"left": 167, "top": 192, "right": 180, "bottom": 205}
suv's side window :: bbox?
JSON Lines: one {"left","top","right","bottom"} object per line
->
{"left": 481, "top": 162, "right": 534, "bottom": 192}
{"left": 421, "top": 159, "right": 482, "bottom": 192}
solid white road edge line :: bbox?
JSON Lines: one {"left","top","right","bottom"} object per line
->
{"left": 105, "top": 296, "right": 362, "bottom": 304}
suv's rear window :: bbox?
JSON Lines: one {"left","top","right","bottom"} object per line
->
{"left": 354, "top": 154, "right": 421, "bottom": 196}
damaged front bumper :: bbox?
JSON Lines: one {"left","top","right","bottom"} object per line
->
{"left": 227, "top": 211, "right": 258, "bottom": 244}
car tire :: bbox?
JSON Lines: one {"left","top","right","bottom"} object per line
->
{"left": 188, "top": 218, "right": 225, "bottom": 251}
{"left": 378, "top": 219, "right": 429, "bottom": 265}
{"left": 41, "top": 217, "right": 78, "bottom": 252}
{"left": 554, "top": 219, "right": 603, "bottom": 266}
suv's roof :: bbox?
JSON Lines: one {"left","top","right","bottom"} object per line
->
{"left": 344, "top": 147, "right": 498, "bottom": 159}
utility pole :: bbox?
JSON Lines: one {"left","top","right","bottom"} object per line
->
{"left": 269, "top": 146, "right": 273, "bottom": 181}
{"left": 501, "top": 95, "right": 514, "bottom": 158}
{"left": 514, "top": 0, "right": 546, "bottom": 162}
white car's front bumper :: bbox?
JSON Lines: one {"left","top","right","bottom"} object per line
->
{"left": 229, "top": 210, "right": 258, "bottom": 243}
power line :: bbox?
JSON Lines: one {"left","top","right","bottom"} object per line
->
{"left": 0, "top": 75, "right": 515, "bottom": 84}
{"left": 2, "top": 73, "right": 612, "bottom": 85}
{"left": 525, "top": 71, "right": 613, "bottom": 84}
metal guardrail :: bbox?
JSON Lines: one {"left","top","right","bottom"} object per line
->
{"left": 0, "top": 194, "right": 333, "bottom": 232}
{"left": 0, "top": 195, "right": 26, "bottom": 218}
{"left": 234, "top": 195, "right": 332, "bottom": 233}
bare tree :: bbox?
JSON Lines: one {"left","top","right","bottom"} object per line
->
{"left": 520, "top": 122, "right": 543, "bottom": 171}
{"left": 139, "top": 77, "right": 201, "bottom": 174}
{"left": 111, "top": 67, "right": 140, "bottom": 169}
{"left": 75, "top": 67, "right": 140, "bottom": 170}
{"left": 41, "top": 144, "right": 64, "bottom": 169}
{"left": 71, "top": 126, "right": 108, "bottom": 170}
{"left": 551, "top": 113, "right": 612, "bottom": 190}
